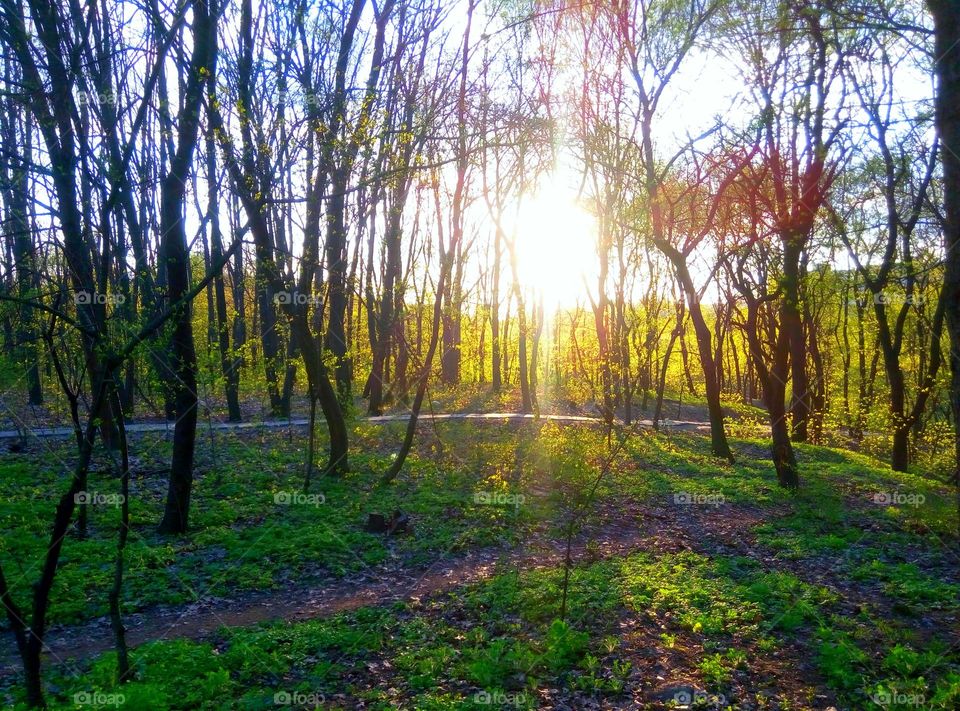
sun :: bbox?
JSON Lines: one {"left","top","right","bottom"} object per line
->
{"left": 513, "top": 175, "right": 598, "bottom": 313}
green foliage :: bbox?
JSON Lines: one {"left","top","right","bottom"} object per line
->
{"left": 740, "top": 569, "right": 836, "bottom": 631}
{"left": 852, "top": 561, "right": 960, "bottom": 609}
{"left": 4, "top": 423, "right": 959, "bottom": 708}
{"left": 697, "top": 649, "right": 746, "bottom": 688}
{"left": 542, "top": 619, "right": 589, "bottom": 673}
{"left": 816, "top": 627, "right": 869, "bottom": 690}
{"left": 620, "top": 551, "right": 763, "bottom": 637}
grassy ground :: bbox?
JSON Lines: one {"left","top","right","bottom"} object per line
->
{"left": 1, "top": 418, "right": 957, "bottom": 709}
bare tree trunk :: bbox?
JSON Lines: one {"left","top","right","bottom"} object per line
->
{"left": 506, "top": 236, "right": 532, "bottom": 412}
{"left": 752, "top": 301, "right": 799, "bottom": 488}
{"left": 158, "top": 0, "right": 214, "bottom": 534}
{"left": 383, "top": 235, "right": 453, "bottom": 482}
{"left": 323, "top": 0, "right": 395, "bottom": 402}
{"left": 206, "top": 83, "right": 241, "bottom": 422}
{"left": 656, "top": 244, "right": 733, "bottom": 461}
{"left": 1, "top": 87, "right": 42, "bottom": 404}
{"left": 441, "top": 286, "right": 463, "bottom": 384}
{"left": 369, "top": 170, "right": 410, "bottom": 413}
{"left": 211, "top": 99, "right": 350, "bottom": 475}
{"left": 927, "top": 0, "right": 960, "bottom": 524}
{"left": 654, "top": 301, "right": 683, "bottom": 431}
{"left": 3, "top": 0, "right": 112, "bottom": 442}
{"left": 688, "top": 301, "right": 733, "bottom": 461}
{"left": 783, "top": 236, "right": 810, "bottom": 443}
{"left": 531, "top": 297, "right": 544, "bottom": 414}
{"left": 385, "top": 0, "right": 475, "bottom": 479}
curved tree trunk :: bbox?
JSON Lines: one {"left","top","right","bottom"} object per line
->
{"left": 158, "top": 0, "right": 214, "bottom": 534}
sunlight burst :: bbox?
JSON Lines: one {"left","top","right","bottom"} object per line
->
{"left": 514, "top": 176, "right": 598, "bottom": 313}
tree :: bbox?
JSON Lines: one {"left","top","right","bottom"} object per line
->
{"left": 927, "top": 0, "right": 960, "bottom": 528}
{"left": 157, "top": 0, "right": 217, "bottom": 535}
{"left": 365, "top": 1, "right": 440, "bottom": 415}
{"left": 602, "top": 0, "right": 736, "bottom": 460}
{"left": 830, "top": 38, "right": 942, "bottom": 470}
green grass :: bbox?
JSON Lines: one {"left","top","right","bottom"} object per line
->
{"left": 1, "top": 421, "right": 958, "bottom": 708}
{"left": 10, "top": 545, "right": 957, "bottom": 709}
{"left": 0, "top": 423, "right": 549, "bottom": 624}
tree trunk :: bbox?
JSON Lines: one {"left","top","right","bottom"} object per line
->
{"left": 782, "top": 236, "right": 810, "bottom": 443}
{"left": 158, "top": 0, "right": 213, "bottom": 534}
{"left": 324, "top": 176, "right": 352, "bottom": 401}
{"left": 653, "top": 302, "right": 683, "bottom": 431}
{"left": 491, "top": 227, "right": 502, "bottom": 391}
{"left": 211, "top": 101, "right": 350, "bottom": 476}
{"left": 507, "top": 237, "right": 532, "bottom": 412}
{"left": 742, "top": 298, "right": 799, "bottom": 488}
{"left": 659, "top": 245, "right": 733, "bottom": 461}
{"left": 2, "top": 93, "right": 42, "bottom": 404}
{"left": 257, "top": 272, "right": 286, "bottom": 415}
{"left": 369, "top": 197, "right": 404, "bottom": 414}
{"left": 206, "top": 89, "right": 241, "bottom": 422}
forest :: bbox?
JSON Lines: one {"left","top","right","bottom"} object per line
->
{"left": 0, "top": 0, "right": 959, "bottom": 708}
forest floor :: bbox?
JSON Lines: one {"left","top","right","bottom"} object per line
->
{"left": 0, "top": 417, "right": 957, "bottom": 709}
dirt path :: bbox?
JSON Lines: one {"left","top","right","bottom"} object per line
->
{"left": 0, "top": 521, "right": 652, "bottom": 677}
{"left": 4, "top": 480, "right": 954, "bottom": 711}
{"left": 0, "top": 497, "right": 839, "bottom": 707}
{"left": 7, "top": 493, "right": 943, "bottom": 711}
{"left": 0, "top": 412, "right": 713, "bottom": 441}
{"left": 0, "top": 497, "right": 845, "bottom": 677}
